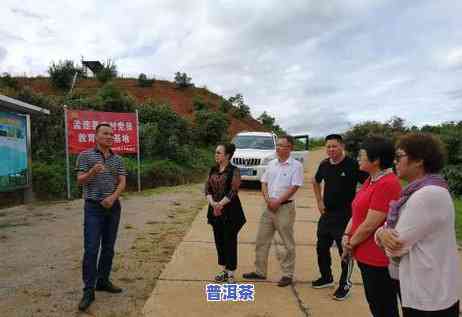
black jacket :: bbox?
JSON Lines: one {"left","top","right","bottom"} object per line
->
{"left": 205, "top": 164, "right": 246, "bottom": 230}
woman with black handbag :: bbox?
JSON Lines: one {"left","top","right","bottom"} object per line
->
{"left": 205, "top": 143, "right": 246, "bottom": 283}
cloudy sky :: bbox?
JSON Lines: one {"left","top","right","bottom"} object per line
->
{"left": 1, "top": 0, "right": 462, "bottom": 136}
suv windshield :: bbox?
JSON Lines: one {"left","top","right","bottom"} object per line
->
{"left": 232, "top": 135, "right": 275, "bottom": 150}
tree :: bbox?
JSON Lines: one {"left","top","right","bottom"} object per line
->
{"left": 174, "top": 72, "right": 193, "bottom": 88}
{"left": 219, "top": 99, "right": 232, "bottom": 113}
{"left": 343, "top": 121, "right": 395, "bottom": 157}
{"left": 138, "top": 102, "right": 192, "bottom": 161}
{"left": 15, "top": 87, "right": 64, "bottom": 160}
{"left": 0, "top": 72, "right": 19, "bottom": 89}
{"left": 95, "top": 82, "right": 135, "bottom": 112}
{"left": 342, "top": 116, "right": 408, "bottom": 158}
{"left": 48, "top": 60, "right": 83, "bottom": 90}
{"left": 194, "top": 110, "right": 230, "bottom": 145}
{"left": 258, "top": 111, "right": 275, "bottom": 128}
{"left": 96, "top": 59, "right": 117, "bottom": 83}
{"left": 192, "top": 97, "right": 209, "bottom": 112}
{"left": 257, "top": 111, "right": 286, "bottom": 136}
{"left": 386, "top": 116, "right": 408, "bottom": 134}
{"left": 229, "top": 93, "right": 251, "bottom": 118}
{"left": 137, "top": 73, "right": 154, "bottom": 87}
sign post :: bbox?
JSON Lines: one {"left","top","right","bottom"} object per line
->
{"left": 63, "top": 105, "right": 71, "bottom": 200}
{"left": 136, "top": 109, "right": 141, "bottom": 192}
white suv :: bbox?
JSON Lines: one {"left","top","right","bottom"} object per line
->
{"left": 231, "top": 131, "right": 308, "bottom": 181}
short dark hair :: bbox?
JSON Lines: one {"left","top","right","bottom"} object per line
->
{"left": 95, "top": 123, "right": 112, "bottom": 133}
{"left": 279, "top": 135, "right": 294, "bottom": 146}
{"left": 396, "top": 133, "right": 446, "bottom": 173}
{"left": 361, "top": 136, "right": 395, "bottom": 169}
{"left": 218, "top": 143, "right": 236, "bottom": 159}
{"left": 325, "top": 134, "right": 343, "bottom": 143}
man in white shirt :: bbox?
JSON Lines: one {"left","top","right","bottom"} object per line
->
{"left": 243, "top": 135, "right": 304, "bottom": 287}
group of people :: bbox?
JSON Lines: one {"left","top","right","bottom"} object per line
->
{"left": 205, "top": 133, "right": 460, "bottom": 317}
{"left": 73, "top": 122, "right": 460, "bottom": 316}
{"left": 206, "top": 136, "right": 304, "bottom": 287}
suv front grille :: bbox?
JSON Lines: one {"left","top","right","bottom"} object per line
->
{"left": 232, "top": 157, "right": 261, "bottom": 166}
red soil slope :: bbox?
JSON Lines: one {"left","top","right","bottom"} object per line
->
{"left": 17, "top": 77, "right": 267, "bottom": 137}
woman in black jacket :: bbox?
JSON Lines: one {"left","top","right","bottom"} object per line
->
{"left": 205, "top": 143, "right": 246, "bottom": 283}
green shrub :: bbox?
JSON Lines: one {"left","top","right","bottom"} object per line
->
{"left": 96, "top": 82, "right": 135, "bottom": 112}
{"left": 191, "top": 146, "right": 215, "bottom": 171}
{"left": 138, "top": 102, "right": 192, "bottom": 161}
{"left": 150, "top": 160, "right": 187, "bottom": 186}
{"left": 343, "top": 119, "right": 462, "bottom": 197}
{"left": 137, "top": 73, "right": 154, "bottom": 87}
{"left": 96, "top": 59, "right": 117, "bottom": 83}
{"left": 439, "top": 129, "right": 462, "bottom": 165}
{"left": 31, "top": 162, "right": 65, "bottom": 199}
{"left": 343, "top": 119, "right": 407, "bottom": 157}
{"left": 454, "top": 198, "right": 462, "bottom": 242}
{"left": 192, "top": 97, "right": 209, "bottom": 112}
{"left": 257, "top": 111, "right": 285, "bottom": 136}
{"left": 174, "top": 72, "right": 193, "bottom": 88}
{"left": 14, "top": 87, "right": 65, "bottom": 161}
{"left": 0, "top": 72, "right": 19, "bottom": 89}
{"left": 123, "top": 157, "right": 210, "bottom": 190}
{"left": 229, "top": 94, "right": 251, "bottom": 119}
{"left": 194, "top": 110, "right": 230, "bottom": 145}
{"left": 309, "top": 137, "right": 325, "bottom": 149}
{"left": 48, "top": 60, "right": 83, "bottom": 90}
{"left": 219, "top": 99, "right": 232, "bottom": 113}
{"left": 443, "top": 165, "right": 462, "bottom": 198}
{"left": 65, "top": 96, "right": 98, "bottom": 110}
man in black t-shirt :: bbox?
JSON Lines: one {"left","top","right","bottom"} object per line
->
{"left": 311, "top": 134, "right": 367, "bottom": 301}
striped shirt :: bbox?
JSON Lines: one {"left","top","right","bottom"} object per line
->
{"left": 75, "top": 147, "right": 127, "bottom": 201}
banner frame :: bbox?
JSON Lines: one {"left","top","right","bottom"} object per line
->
{"left": 64, "top": 105, "right": 71, "bottom": 200}
{"left": 64, "top": 107, "right": 141, "bottom": 199}
{"left": 136, "top": 109, "right": 141, "bottom": 192}
{"left": 0, "top": 111, "right": 32, "bottom": 192}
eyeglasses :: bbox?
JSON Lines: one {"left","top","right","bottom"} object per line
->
{"left": 395, "top": 154, "right": 408, "bottom": 162}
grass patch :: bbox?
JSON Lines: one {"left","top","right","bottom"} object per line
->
{"left": 134, "top": 182, "right": 204, "bottom": 197}
{"left": 0, "top": 222, "right": 30, "bottom": 229}
{"left": 454, "top": 197, "right": 462, "bottom": 243}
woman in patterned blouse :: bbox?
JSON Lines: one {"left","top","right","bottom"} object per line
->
{"left": 205, "top": 143, "right": 246, "bottom": 283}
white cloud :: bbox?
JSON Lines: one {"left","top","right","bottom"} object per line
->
{"left": 1, "top": 0, "right": 462, "bottom": 136}
{"left": 0, "top": 47, "right": 7, "bottom": 62}
{"left": 445, "top": 47, "right": 462, "bottom": 69}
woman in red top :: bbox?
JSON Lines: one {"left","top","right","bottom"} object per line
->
{"left": 342, "top": 136, "right": 401, "bottom": 317}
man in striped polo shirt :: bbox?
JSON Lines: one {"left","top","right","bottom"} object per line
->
{"left": 75, "top": 123, "right": 127, "bottom": 312}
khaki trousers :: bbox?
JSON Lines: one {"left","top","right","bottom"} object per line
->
{"left": 255, "top": 201, "right": 296, "bottom": 278}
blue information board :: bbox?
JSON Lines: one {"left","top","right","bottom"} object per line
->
{"left": 0, "top": 111, "right": 29, "bottom": 191}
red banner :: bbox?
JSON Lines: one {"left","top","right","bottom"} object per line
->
{"left": 66, "top": 110, "right": 138, "bottom": 154}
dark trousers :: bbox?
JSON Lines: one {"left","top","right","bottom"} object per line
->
{"left": 316, "top": 217, "right": 352, "bottom": 287}
{"left": 402, "top": 301, "right": 459, "bottom": 317}
{"left": 358, "top": 261, "right": 399, "bottom": 317}
{"left": 83, "top": 200, "right": 121, "bottom": 290}
{"left": 211, "top": 219, "right": 241, "bottom": 271}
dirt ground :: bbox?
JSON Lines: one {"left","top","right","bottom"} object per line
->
{"left": 0, "top": 183, "right": 210, "bottom": 317}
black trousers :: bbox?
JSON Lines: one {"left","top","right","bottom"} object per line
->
{"left": 357, "top": 261, "right": 399, "bottom": 317}
{"left": 211, "top": 220, "right": 241, "bottom": 271}
{"left": 316, "top": 216, "right": 352, "bottom": 286}
{"left": 83, "top": 200, "right": 121, "bottom": 290}
{"left": 402, "top": 301, "right": 459, "bottom": 317}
